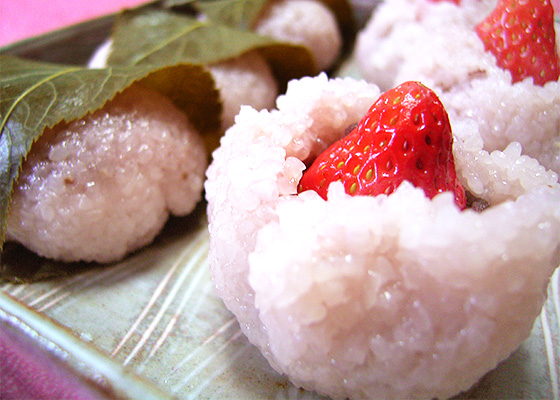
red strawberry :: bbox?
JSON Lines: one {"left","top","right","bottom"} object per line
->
{"left": 475, "top": 0, "right": 560, "bottom": 86}
{"left": 298, "top": 81, "right": 466, "bottom": 209}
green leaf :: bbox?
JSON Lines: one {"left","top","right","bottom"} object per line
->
{"left": 163, "top": 0, "right": 356, "bottom": 74}
{"left": 177, "top": 0, "right": 356, "bottom": 50}
{"left": 0, "top": 55, "right": 220, "bottom": 247}
{"left": 108, "top": 7, "right": 317, "bottom": 89}
{"left": 173, "top": 0, "right": 269, "bottom": 30}
{"left": 164, "top": 0, "right": 355, "bottom": 40}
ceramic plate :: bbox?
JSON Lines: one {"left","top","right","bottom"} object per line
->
{"left": 1, "top": 1, "right": 559, "bottom": 399}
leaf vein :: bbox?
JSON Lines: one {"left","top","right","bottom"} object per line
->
{"left": 0, "top": 66, "right": 82, "bottom": 137}
{"left": 131, "top": 21, "right": 208, "bottom": 65}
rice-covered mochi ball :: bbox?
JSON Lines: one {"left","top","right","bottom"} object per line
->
{"left": 354, "top": 0, "right": 560, "bottom": 174}
{"left": 254, "top": 0, "right": 343, "bottom": 70}
{"left": 205, "top": 73, "right": 560, "bottom": 399}
{"left": 7, "top": 84, "right": 207, "bottom": 263}
{"left": 355, "top": 0, "right": 496, "bottom": 91}
{"left": 208, "top": 51, "right": 278, "bottom": 131}
{"left": 88, "top": 41, "right": 278, "bottom": 132}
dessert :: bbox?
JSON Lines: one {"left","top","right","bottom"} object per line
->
{"left": 298, "top": 81, "right": 466, "bottom": 208}
{"left": 254, "top": 0, "right": 343, "bottom": 71}
{"left": 204, "top": 73, "right": 560, "bottom": 399}
{"left": 354, "top": 0, "right": 560, "bottom": 174}
{"left": 89, "top": 0, "right": 343, "bottom": 131}
{"left": 89, "top": 43, "right": 279, "bottom": 131}
{"left": 7, "top": 84, "right": 207, "bottom": 263}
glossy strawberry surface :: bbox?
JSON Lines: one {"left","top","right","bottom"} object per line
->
{"left": 298, "top": 81, "right": 466, "bottom": 209}
{"left": 475, "top": 0, "right": 560, "bottom": 85}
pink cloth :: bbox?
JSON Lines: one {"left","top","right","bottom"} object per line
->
{"left": 0, "top": 323, "right": 106, "bottom": 400}
{"left": 0, "top": 0, "right": 148, "bottom": 47}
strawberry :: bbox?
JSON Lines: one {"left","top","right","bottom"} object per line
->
{"left": 298, "top": 81, "right": 467, "bottom": 209}
{"left": 475, "top": 0, "right": 560, "bottom": 86}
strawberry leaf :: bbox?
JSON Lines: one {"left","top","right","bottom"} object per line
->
{"left": 0, "top": 55, "right": 220, "bottom": 247}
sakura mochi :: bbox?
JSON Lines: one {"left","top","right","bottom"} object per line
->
{"left": 88, "top": 0, "right": 343, "bottom": 131}
{"left": 7, "top": 84, "right": 207, "bottom": 263}
{"left": 205, "top": 74, "right": 560, "bottom": 399}
{"left": 354, "top": 0, "right": 560, "bottom": 174}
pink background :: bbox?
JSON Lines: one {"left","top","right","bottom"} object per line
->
{"left": 1, "top": 0, "right": 559, "bottom": 48}
{"left": 0, "top": 0, "right": 148, "bottom": 47}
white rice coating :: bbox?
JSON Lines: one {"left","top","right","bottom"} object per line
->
{"left": 88, "top": 41, "right": 278, "bottom": 131}
{"left": 205, "top": 74, "right": 560, "bottom": 399}
{"left": 355, "top": 0, "right": 496, "bottom": 91}
{"left": 354, "top": 0, "right": 560, "bottom": 174}
{"left": 255, "top": 0, "right": 343, "bottom": 70}
{"left": 8, "top": 84, "right": 207, "bottom": 263}
{"left": 87, "top": 39, "right": 113, "bottom": 69}
{"left": 208, "top": 51, "right": 278, "bottom": 131}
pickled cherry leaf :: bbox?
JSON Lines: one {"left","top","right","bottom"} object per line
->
{"left": 172, "top": 0, "right": 269, "bottom": 29}
{"left": 182, "top": 0, "right": 356, "bottom": 50}
{"left": 164, "top": 0, "right": 355, "bottom": 43}
{"left": 0, "top": 55, "right": 220, "bottom": 246}
{"left": 108, "top": 7, "right": 317, "bottom": 89}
